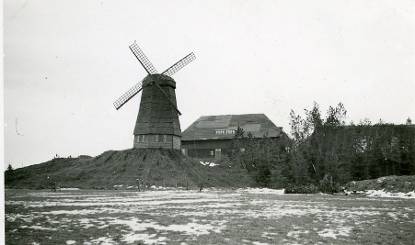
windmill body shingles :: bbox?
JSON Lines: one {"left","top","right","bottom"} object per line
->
{"left": 134, "top": 76, "right": 181, "bottom": 136}
{"left": 133, "top": 75, "right": 181, "bottom": 149}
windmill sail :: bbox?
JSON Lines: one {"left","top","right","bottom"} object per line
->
{"left": 113, "top": 81, "right": 143, "bottom": 110}
{"left": 113, "top": 40, "right": 196, "bottom": 150}
{"left": 129, "top": 42, "right": 158, "bottom": 74}
{"left": 162, "top": 52, "right": 196, "bottom": 77}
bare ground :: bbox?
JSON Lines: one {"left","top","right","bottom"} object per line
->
{"left": 5, "top": 189, "right": 415, "bottom": 245}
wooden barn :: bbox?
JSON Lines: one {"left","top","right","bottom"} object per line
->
{"left": 181, "top": 114, "right": 288, "bottom": 159}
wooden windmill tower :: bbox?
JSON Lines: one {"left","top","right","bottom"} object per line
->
{"left": 114, "top": 41, "right": 196, "bottom": 150}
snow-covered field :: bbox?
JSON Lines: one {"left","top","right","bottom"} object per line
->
{"left": 5, "top": 189, "right": 415, "bottom": 244}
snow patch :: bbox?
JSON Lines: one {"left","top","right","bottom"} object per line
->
{"left": 90, "top": 237, "right": 116, "bottom": 244}
{"left": 252, "top": 241, "right": 270, "bottom": 245}
{"left": 58, "top": 188, "right": 80, "bottom": 191}
{"left": 110, "top": 217, "right": 226, "bottom": 239}
{"left": 26, "top": 225, "right": 58, "bottom": 231}
{"left": 287, "top": 230, "right": 309, "bottom": 239}
{"left": 6, "top": 213, "right": 34, "bottom": 223}
{"left": 199, "top": 161, "right": 219, "bottom": 167}
{"left": 318, "top": 226, "right": 352, "bottom": 239}
{"left": 39, "top": 209, "right": 104, "bottom": 215}
{"left": 149, "top": 185, "right": 168, "bottom": 190}
{"left": 66, "top": 240, "right": 76, "bottom": 244}
{"left": 238, "top": 188, "right": 285, "bottom": 195}
{"left": 376, "top": 177, "right": 386, "bottom": 183}
{"left": 261, "top": 231, "right": 278, "bottom": 239}
{"left": 387, "top": 212, "right": 399, "bottom": 220}
{"left": 123, "top": 233, "right": 167, "bottom": 244}
{"left": 366, "top": 190, "right": 415, "bottom": 199}
{"left": 344, "top": 190, "right": 365, "bottom": 195}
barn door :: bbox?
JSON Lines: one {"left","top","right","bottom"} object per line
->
{"left": 215, "top": 148, "right": 222, "bottom": 159}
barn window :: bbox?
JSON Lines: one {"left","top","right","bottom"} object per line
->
{"left": 155, "top": 135, "right": 159, "bottom": 142}
{"left": 210, "top": 150, "right": 214, "bottom": 156}
{"left": 163, "top": 135, "right": 167, "bottom": 142}
{"left": 215, "top": 129, "right": 225, "bottom": 135}
{"left": 216, "top": 129, "right": 236, "bottom": 135}
{"left": 227, "top": 129, "right": 235, "bottom": 134}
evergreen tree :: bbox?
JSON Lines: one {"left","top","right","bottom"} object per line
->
{"left": 6, "top": 164, "right": 13, "bottom": 173}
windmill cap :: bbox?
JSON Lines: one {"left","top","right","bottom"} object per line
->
{"left": 142, "top": 74, "right": 176, "bottom": 88}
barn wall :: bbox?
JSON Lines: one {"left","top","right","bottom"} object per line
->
{"left": 182, "top": 139, "right": 232, "bottom": 149}
{"left": 181, "top": 137, "right": 287, "bottom": 160}
{"left": 181, "top": 139, "right": 233, "bottom": 159}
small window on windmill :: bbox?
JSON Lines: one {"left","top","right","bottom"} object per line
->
{"left": 155, "top": 135, "right": 159, "bottom": 142}
{"left": 210, "top": 150, "right": 214, "bottom": 156}
{"left": 163, "top": 135, "right": 167, "bottom": 142}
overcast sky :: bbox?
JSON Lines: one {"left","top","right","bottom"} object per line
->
{"left": 4, "top": 0, "right": 415, "bottom": 168}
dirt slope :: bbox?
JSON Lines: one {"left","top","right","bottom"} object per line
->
{"left": 5, "top": 149, "right": 254, "bottom": 189}
{"left": 344, "top": 175, "right": 415, "bottom": 193}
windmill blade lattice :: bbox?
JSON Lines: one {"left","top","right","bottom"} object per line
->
{"left": 162, "top": 52, "right": 196, "bottom": 77}
{"left": 113, "top": 81, "right": 143, "bottom": 110}
{"left": 129, "top": 42, "right": 158, "bottom": 74}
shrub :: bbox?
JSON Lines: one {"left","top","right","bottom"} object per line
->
{"left": 285, "top": 183, "right": 319, "bottom": 194}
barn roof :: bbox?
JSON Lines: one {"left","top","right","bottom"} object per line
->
{"left": 182, "top": 114, "right": 284, "bottom": 141}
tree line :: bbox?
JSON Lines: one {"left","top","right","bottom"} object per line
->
{"left": 228, "top": 102, "right": 415, "bottom": 192}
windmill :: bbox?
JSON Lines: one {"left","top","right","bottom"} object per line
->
{"left": 114, "top": 41, "right": 196, "bottom": 150}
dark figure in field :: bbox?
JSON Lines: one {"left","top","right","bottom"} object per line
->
{"left": 47, "top": 176, "right": 56, "bottom": 192}
{"left": 199, "top": 179, "right": 210, "bottom": 192}
{"left": 136, "top": 178, "right": 144, "bottom": 192}
{"left": 136, "top": 178, "right": 140, "bottom": 191}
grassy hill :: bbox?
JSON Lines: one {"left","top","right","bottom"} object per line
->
{"left": 5, "top": 148, "right": 254, "bottom": 189}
